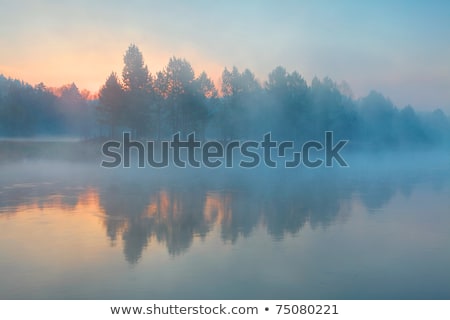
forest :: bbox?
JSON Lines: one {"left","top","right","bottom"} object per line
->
{"left": 1, "top": 44, "right": 449, "bottom": 151}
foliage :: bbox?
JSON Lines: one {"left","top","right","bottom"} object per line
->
{"left": 0, "top": 47, "right": 449, "bottom": 151}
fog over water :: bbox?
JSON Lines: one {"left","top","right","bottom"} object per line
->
{"left": 1, "top": 40, "right": 449, "bottom": 299}
{"left": 0, "top": 149, "right": 449, "bottom": 299}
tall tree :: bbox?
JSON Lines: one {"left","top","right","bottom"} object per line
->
{"left": 196, "top": 71, "right": 218, "bottom": 99}
{"left": 122, "top": 44, "right": 150, "bottom": 92}
{"left": 161, "top": 57, "right": 208, "bottom": 136}
{"left": 152, "top": 71, "right": 169, "bottom": 140}
{"left": 219, "top": 67, "right": 261, "bottom": 140}
{"left": 122, "top": 44, "right": 152, "bottom": 138}
{"left": 97, "top": 72, "right": 124, "bottom": 138}
{"left": 358, "top": 90, "right": 398, "bottom": 148}
{"left": 266, "top": 66, "right": 309, "bottom": 138}
{"left": 0, "top": 83, "right": 36, "bottom": 136}
{"left": 57, "top": 83, "right": 91, "bottom": 137}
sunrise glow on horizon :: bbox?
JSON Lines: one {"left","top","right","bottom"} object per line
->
{"left": 1, "top": 1, "right": 449, "bottom": 111}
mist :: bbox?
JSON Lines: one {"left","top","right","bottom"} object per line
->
{"left": 1, "top": 45, "right": 449, "bottom": 157}
{"left": 1, "top": 44, "right": 450, "bottom": 300}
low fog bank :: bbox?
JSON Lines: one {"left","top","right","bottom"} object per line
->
{"left": 0, "top": 138, "right": 449, "bottom": 171}
{"left": 1, "top": 149, "right": 449, "bottom": 206}
{"left": 1, "top": 150, "right": 449, "bottom": 260}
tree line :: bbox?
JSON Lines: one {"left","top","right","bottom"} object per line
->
{"left": 0, "top": 44, "right": 449, "bottom": 150}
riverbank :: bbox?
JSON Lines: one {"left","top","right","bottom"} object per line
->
{"left": 0, "top": 140, "right": 102, "bottom": 163}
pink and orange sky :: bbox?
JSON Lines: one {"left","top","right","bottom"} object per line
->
{"left": 1, "top": 1, "right": 449, "bottom": 111}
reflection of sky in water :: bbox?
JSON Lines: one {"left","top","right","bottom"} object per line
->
{"left": 0, "top": 160, "right": 449, "bottom": 299}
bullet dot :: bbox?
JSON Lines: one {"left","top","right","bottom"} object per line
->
{"left": 265, "top": 307, "right": 269, "bottom": 311}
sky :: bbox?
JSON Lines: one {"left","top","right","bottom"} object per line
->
{"left": 0, "top": 0, "right": 449, "bottom": 111}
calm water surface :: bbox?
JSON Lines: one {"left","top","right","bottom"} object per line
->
{"left": 0, "top": 156, "right": 449, "bottom": 299}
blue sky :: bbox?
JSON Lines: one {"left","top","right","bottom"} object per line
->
{"left": 0, "top": 0, "right": 449, "bottom": 110}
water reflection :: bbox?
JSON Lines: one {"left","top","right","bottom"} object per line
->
{"left": 1, "top": 160, "right": 448, "bottom": 265}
